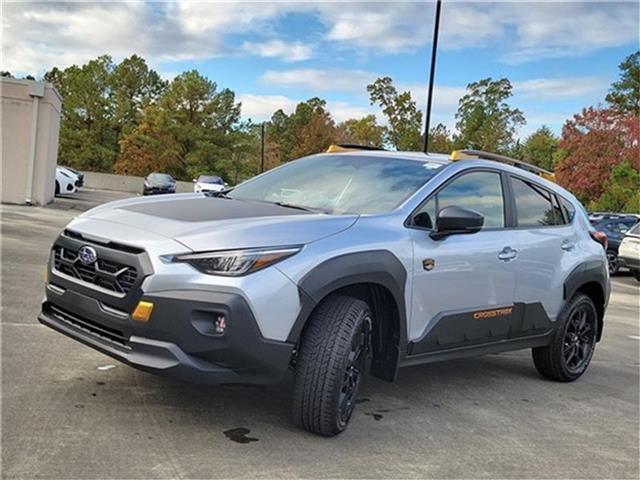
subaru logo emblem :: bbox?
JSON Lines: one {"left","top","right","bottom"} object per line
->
{"left": 78, "top": 245, "right": 98, "bottom": 265}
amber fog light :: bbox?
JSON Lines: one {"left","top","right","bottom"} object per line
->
{"left": 132, "top": 301, "right": 154, "bottom": 323}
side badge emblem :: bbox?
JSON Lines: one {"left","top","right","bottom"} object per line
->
{"left": 422, "top": 258, "right": 435, "bottom": 271}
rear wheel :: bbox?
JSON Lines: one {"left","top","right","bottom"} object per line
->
{"left": 532, "top": 293, "right": 597, "bottom": 382}
{"left": 632, "top": 270, "right": 640, "bottom": 282}
{"left": 606, "top": 251, "right": 620, "bottom": 275}
{"left": 292, "top": 294, "right": 371, "bottom": 436}
{"left": 55, "top": 181, "right": 60, "bottom": 196}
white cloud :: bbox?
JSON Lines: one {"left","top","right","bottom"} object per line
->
{"left": 315, "top": 1, "right": 638, "bottom": 61}
{"left": 3, "top": 1, "right": 637, "bottom": 75}
{"left": 326, "top": 101, "right": 379, "bottom": 123}
{"left": 261, "top": 68, "right": 378, "bottom": 92}
{"left": 238, "top": 93, "right": 298, "bottom": 120}
{"left": 238, "top": 93, "right": 379, "bottom": 124}
{"left": 242, "top": 40, "right": 313, "bottom": 62}
{"left": 514, "top": 77, "right": 607, "bottom": 100}
{"left": 2, "top": 1, "right": 300, "bottom": 74}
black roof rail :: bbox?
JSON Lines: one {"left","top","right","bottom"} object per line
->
{"left": 451, "top": 149, "right": 556, "bottom": 182}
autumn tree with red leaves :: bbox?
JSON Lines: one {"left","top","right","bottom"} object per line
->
{"left": 555, "top": 107, "right": 639, "bottom": 204}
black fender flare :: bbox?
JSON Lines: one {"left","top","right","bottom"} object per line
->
{"left": 563, "top": 260, "right": 609, "bottom": 340}
{"left": 286, "top": 250, "right": 408, "bottom": 350}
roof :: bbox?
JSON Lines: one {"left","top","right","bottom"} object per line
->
{"left": 324, "top": 147, "right": 452, "bottom": 165}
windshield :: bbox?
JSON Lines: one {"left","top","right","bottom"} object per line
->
{"left": 148, "top": 173, "right": 174, "bottom": 183}
{"left": 629, "top": 222, "right": 640, "bottom": 235}
{"left": 228, "top": 154, "right": 445, "bottom": 214}
{"left": 199, "top": 176, "right": 223, "bottom": 184}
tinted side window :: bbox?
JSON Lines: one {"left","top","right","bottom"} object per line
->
{"left": 415, "top": 171, "right": 505, "bottom": 229}
{"left": 559, "top": 197, "right": 576, "bottom": 223}
{"left": 511, "top": 177, "right": 562, "bottom": 227}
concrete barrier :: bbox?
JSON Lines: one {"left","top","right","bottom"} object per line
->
{"left": 82, "top": 171, "right": 193, "bottom": 193}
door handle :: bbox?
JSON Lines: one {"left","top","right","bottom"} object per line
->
{"left": 498, "top": 246, "right": 518, "bottom": 261}
{"left": 561, "top": 240, "right": 575, "bottom": 251}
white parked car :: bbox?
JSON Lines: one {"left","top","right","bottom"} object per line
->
{"left": 55, "top": 167, "right": 78, "bottom": 196}
{"left": 193, "top": 175, "right": 226, "bottom": 193}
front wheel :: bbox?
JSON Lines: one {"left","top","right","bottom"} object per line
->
{"left": 532, "top": 293, "right": 597, "bottom": 382}
{"left": 292, "top": 294, "right": 371, "bottom": 436}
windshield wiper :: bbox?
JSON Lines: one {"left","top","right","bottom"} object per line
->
{"left": 272, "top": 202, "right": 330, "bottom": 214}
{"left": 204, "top": 188, "right": 233, "bottom": 199}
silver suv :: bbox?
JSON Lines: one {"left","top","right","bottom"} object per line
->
{"left": 40, "top": 148, "right": 610, "bottom": 436}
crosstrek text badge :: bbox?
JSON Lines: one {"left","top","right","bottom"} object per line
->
{"left": 78, "top": 245, "right": 98, "bottom": 265}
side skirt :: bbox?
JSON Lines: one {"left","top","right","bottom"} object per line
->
{"left": 400, "top": 330, "right": 553, "bottom": 367}
{"left": 402, "top": 302, "right": 555, "bottom": 367}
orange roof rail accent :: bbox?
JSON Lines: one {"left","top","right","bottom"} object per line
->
{"left": 450, "top": 149, "right": 556, "bottom": 183}
{"left": 326, "top": 144, "right": 386, "bottom": 153}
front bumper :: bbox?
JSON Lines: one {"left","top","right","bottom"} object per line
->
{"left": 143, "top": 186, "right": 175, "bottom": 195}
{"left": 40, "top": 285, "right": 294, "bottom": 385}
{"left": 618, "top": 254, "right": 640, "bottom": 271}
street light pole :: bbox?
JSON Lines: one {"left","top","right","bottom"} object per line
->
{"left": 423, "top": 0, "right": 443, "bottom": 154}
{"left": 260, "top": 122, "right": 265, "bottom": 173}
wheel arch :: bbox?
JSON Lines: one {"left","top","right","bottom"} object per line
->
{"left": 563, "top": 261, "right": 608, "bottom": 342}
{"left": 288, "top": 250, "right": 408, "bottom": 382}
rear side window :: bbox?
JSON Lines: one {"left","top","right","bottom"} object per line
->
{"left": 511, "top": 177, "right": 563, "bottom": 227}
{"left": 415, "top": 171, "right": 505, "bottom": 229}
{"left": 559, "top": 197, "right": 576, "bottom": 223}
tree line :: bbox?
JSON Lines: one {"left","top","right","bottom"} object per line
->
{"left": 4, "top": 50, "right": 638, "bottom": 212}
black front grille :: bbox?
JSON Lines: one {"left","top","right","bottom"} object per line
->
{"left": 53, "top": 245, "right": 138, "bottom": 295}
{"left": 48, "top": 304, "right": 130, "bottom": 348}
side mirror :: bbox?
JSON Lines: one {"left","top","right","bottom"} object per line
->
{"left": 430, "top": 206, "right": 484, "bottom": 240}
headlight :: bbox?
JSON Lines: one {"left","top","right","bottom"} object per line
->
{"left": 60, "top": 170, "right": 71, "bottom": 178}
{"left": 173, "top": 246, "right": 302, "bottom": 276}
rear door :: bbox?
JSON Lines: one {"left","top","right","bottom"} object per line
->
{"left": 510, "top": 176, "right": 573, "bottom": 322}
{"left": 408, "top": 169, "right": 519, "bottom": 355}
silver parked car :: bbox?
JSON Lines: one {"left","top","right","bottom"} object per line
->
{"left": 40, "top": 147, "right": 610, "bottom": 436}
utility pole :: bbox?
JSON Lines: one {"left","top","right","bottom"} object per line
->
{"left": 260, "top": 122, "right": 265, "bottom": 173}
{"left": 423, "top": 0, "right": 442, "bottom": 154}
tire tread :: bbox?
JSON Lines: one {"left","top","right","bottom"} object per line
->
{"left": 292, "top": 294, "right": 369, "bottom": 436}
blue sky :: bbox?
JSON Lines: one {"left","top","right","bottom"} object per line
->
{"left": 4, "top": 1, "right": 639, "bottom": 139}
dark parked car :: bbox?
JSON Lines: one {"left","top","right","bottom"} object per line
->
{"left": 143, "top": 173, "right": 176, "bottom": 196}
{"left": 589, "top": 214, "right": 640, "bottom": 274}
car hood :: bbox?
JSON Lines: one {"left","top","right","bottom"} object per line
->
{"left": 78, "top": 193, "right": 358, "bottom": 251}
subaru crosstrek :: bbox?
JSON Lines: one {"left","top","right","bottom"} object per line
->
{"left": 40, "top": 149, "right": 610, "bottom": 436}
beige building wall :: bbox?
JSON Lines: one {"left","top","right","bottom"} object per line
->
{"left": 1, "top": 78, "right": 62, "bottom": 205}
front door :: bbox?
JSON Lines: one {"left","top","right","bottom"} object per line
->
{"left": 407, "top": 170, "right": 518, "bottom": 356}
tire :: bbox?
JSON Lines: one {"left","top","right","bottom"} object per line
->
{"left": 632, "top": 270, "right": 640, "bottom": 282}
{"left": 292, "top": 294, "right": 372, "bottom": 436}
{"left": 55, "top": 181, "right": 60, "bottom": 196}
{"left": 532, "top": 293, "right": 597, "bottom": 382}
{"left": 606, "top": 250, "right": 620, "bottom": 275}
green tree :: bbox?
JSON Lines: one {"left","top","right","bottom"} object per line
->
{"left": 591, "top": 161, "right": 640, "bottom": 213}
{"left": 115, "top": 70, "right": 242, "bottom": 181}
{"left": 111, "top": 55, "right": 167, "bottom": 137}
{"left": 339, "top": 115, "right": 384, "bottom": 147}
{"left": 264, "top": 98, "right": 342, "bottom": 166}
{"left": 427, "top": 123, "right": 453, "bottom": 153}
{"left": 45, "top": 56, "right": 117, "bottom": 171}
{"left": 43, "top": 55, "right": 165, "bottom": 172}
{"left": 606, "top": 51, "right": 640, "bottom": 116}
{"left": 454, "top": 77, "right": 525, "bottom": 154}
{"left": 367, "top": 77, "right": 422, "bottom": 150}
{"left": 521, "top": 126, "right": 559, "bottom": 171}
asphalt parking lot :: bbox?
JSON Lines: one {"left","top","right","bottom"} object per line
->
{"left": 2, "top": 189, "right": 639, "bottom": 479}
